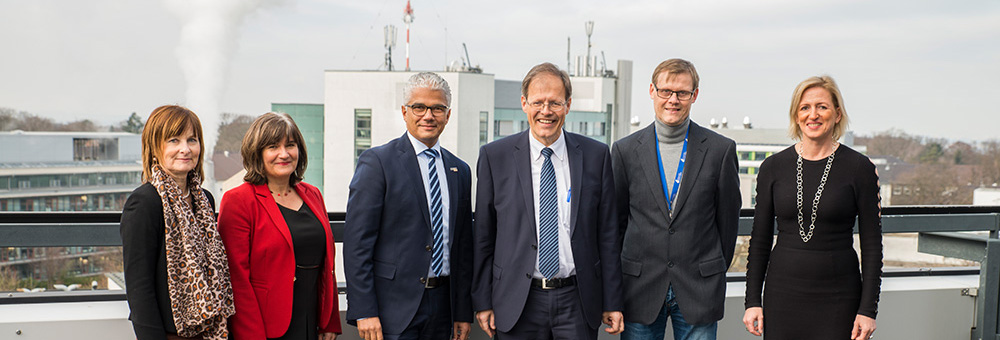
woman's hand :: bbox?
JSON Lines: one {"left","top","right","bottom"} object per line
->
{"left": 742, "top": 307, "right": 764, "bottom": 336}
{"left": 319, "top": 332, "right": 337, "bottom": 340}
{"left": 852, "top": 314, "right": 876, "bottom": 340}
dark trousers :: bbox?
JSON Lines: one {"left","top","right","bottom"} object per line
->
{"left": 498, "top": 285, "right": 597, "bottom": 340}
{"left": 385, "top": 284, "right": 452, "bottom": 340}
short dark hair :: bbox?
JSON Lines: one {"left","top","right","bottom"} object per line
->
{"left": 241, "top": 112, "right": 308, "bottom": 186}
{"left": 521, "top": 62, "right": 572, "bottom": 101}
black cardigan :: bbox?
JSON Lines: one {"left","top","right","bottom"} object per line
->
{"left": 120, "top": 183, "right": 215, "bottom": 340}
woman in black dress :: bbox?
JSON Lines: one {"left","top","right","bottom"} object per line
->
{"left": 742, "top": 76, "right": 882, "bottom": 340}
{"left": 218, "top": 112, "right": 341, "bottom": 340}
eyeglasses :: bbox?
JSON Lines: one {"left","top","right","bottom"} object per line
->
{"left": 406, "top": 104, "right": 449, "bottom": 117}
{"left": 528, "top": 101, "right": 567, "bottom": 111}
{"left": 653, "top": 85, "right": 695, "bottom": 101}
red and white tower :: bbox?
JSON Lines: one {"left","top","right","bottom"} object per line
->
{"left": 403, "top": 0, "right": 414, "bottom": 71}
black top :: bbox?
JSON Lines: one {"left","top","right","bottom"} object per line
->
{"left": 277, "top": 203, "right": 326, "bottom": 267}
{"left": 120, "top": 182, "right": 215, "bottom": 340}
{"left": 744, "top": 145, "right": 883, "bottom": 318}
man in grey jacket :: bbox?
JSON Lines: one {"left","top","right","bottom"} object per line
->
{"left": 611, "top": 58, "right": 741, "bottom": 340}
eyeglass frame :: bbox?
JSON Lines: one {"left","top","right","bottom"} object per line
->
{"left": 526, "top": 100, "right": 568, "bottom": 111}
{"left": 405, "top": 104, "right": 450, "bottom": 117}
{"left": 652, "top": 85, "right": 696, "bottom": 101}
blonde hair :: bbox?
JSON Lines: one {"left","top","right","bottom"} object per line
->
{"left": 141, "top": 105, "right": 205, "bottom": 182}
{"left": 241, "top": 112, "right": 308, "bottom": 186}
{"left": 651, "top": 58, "right": 700, "bottom": 90}
{"left": 788, "top": 75, "right": 850, "bottom": 141}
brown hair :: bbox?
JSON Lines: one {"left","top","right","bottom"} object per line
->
{"left": 788, "top": 75, "right": 850, "bottom": 141}
{"left": 651, "top": 58, "right": 700, "bottom": 91}
{"left": 141, "top": 105, "right": 205, "bottom": 183}
{"left": 521, "top": 62, "right": 572, "bottom": 101}
{"left": 241, "top": 112, "right": 308, "bottom": 186}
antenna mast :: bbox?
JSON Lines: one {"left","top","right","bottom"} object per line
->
{"left": 403, "top": 0, "right": 415, "bottom": 71}
{"left": 585, "top": 21, "right": 594, "bottom": 76}
{"left": 384, "top": 25, "right": 397, "bottom": 71}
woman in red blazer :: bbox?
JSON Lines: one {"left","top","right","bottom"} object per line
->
{"left": 218, "top": 112, "right": 341, "bottom": 340}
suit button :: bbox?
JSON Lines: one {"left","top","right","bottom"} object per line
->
{"left": 525, "top": 273, "right": 531, "bottom": 278}
{"left": 531, "top": 244, "right": 538, "bottom": 250}
{"left": 426, "top": 245, "right": 432, "bottom": 251}
{"left": 668, "top": 228, "right": 675, "bottom": 234}
{"left": 419, "top": 277, "right": 426, "bottom": 284}
{"left": 667, "top": 261, "right": 674, "bottom": 268}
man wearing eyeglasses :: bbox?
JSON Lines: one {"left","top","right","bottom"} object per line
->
{"left": 610, "top": 58, "right": 741, "bottom": 340}
{"left": 473, "top": 62, "right": 624, "bottom": 340}
{"left": 345, "top": 72, "right": 474, "bottom": 340}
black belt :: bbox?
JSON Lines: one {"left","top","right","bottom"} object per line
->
{"left": 422, "top": 276, "right": 449, "bottom": 288}
{"left": 531, "top": 276, "right": 576, "bottom": 289}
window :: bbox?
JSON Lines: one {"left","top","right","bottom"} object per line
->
{"left": 73, "top": 138, "right": 119, "bottom": 161}
{"left": 354, "top": 109, "right": 372, "bottom": 166}
{"left": 479, "top": 111, "right": 489, "bottom": 146}
{"left": 495, "top": 120, "right": 515, "bottom": 138}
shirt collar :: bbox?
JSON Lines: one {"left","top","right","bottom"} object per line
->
{"left": 529, "top": 130, "right": 567, "bottom": 162}
{"left": 406, "top": 132, "right": 442, "bottom": 156}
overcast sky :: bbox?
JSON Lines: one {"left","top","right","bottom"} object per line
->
{"left": 2, "top": 0, "right": 998, "bottom": 142}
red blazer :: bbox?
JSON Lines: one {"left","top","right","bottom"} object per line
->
{"left": 218, "top": 182, "right": 342, "bottom": 339}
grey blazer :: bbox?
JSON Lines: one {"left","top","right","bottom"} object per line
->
{"left": 611, "top": 121, "right": 741, "bottom": 325}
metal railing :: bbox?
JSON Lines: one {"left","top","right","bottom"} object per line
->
{"left": 2, "top": 207, "right": 999, "bottom": 339}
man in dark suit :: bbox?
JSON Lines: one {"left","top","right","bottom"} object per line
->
{"left": 345, "top": 72, "right": 473, "bottom": 340}
{"left": 611, "top": 58, "right": 741, "bottom": 340}
{"left": 473, "top": 62, "right": 624, "bottom": 340}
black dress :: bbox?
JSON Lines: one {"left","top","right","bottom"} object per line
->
{"left": 271, "top": 203, "right": 327, "bottom": 340}
{"left": 745, "top": 145, "right": 882, "bottom": 340}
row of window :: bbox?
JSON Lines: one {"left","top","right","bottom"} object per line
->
{"left": 0, "top": 193, "right": 127, "bottom": 212}
{"left": 738, "top": 151, "right": 772, "bottom": 161}
{"left": 0, "top": 172, "right": 141, "bottom": 191}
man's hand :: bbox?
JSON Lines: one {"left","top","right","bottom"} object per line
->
{"left": 452, "top": 321, "right": 472, "bottom": 340}
{"left": 742, "top": 307, "right": 763, "bottom": 336}
{"left": 357, "top": 317, "right": 383, "bottom": 340}
{"left": 602, "top": 311, "right": 624, "bottom": 335}
{"left": 319, "top": 332, "right": 338, "bottom": 340}
{"left": 475, "top": 310, "right": 496, "bottom": 338}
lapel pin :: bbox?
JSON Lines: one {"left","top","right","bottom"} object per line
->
{"left": 450, "top": 167, "right": 458, "bottom": 172}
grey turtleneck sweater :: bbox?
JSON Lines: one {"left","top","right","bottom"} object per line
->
{"left": 654, "top": 116, "right": 690, "bottom": 214}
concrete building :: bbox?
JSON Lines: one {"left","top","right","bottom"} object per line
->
{"left": 0, "top": 130, "right": 141, "bottom": 281}
{"left": 0, "top": 131, "right": 142, "bottom": 211}
{"left": 322, "top": 63, "right": 633, "bottom": 211}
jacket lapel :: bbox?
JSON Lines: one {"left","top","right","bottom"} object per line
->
{"left": 395, "top": 134, "right": 433, "bottom": 230}
{"left": 296, "top": 183, "right": 333, "bottom": 241}
{"left": 513, "top": 132, "right": 535, "bottom": 233}
{"left": 253, "top": 183, "right": 294, "bottom": 249}
{"left": 670, "top": 123, "right": 708, "bottom": 219}
{"left": 566, "top": 133, "right": 583, "bottom": 235}
{"left": 635, "top": 124, "right": 671, "bottom": 222}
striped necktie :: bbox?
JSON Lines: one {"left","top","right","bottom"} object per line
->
{"left": 423, "top": 148, "right": 445, "bottom": 276}
{"left": 538, "top": 147, "right": 559, "bottom": 279}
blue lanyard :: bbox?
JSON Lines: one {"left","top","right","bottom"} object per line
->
{"left": 654, "top": 125, "right": 689, "bottom": 212}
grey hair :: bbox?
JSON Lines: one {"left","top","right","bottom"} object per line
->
{"left": 403, "top": 72, "right": 452, "bottom": 106}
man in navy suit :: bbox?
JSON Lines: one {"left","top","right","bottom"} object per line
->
{"left": 473, "top": 62, "right": 624, "bottom": 340}
{"left": 345, "top": 72, "right": 473, "bottom": 340}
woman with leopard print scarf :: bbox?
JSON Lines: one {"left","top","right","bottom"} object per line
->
{"left": 121, "top": 105, "right": 235, "bottom": 340}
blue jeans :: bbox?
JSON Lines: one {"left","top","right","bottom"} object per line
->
{"left": 621, "top": 285, "right": 718, "bottom": 340}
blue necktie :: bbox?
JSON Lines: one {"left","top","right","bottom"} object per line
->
{"left": 538, "top": 147, "right": 560, "bottom": 279}
{"left": 423, "top": 149, "right": 445, "bottom": 277}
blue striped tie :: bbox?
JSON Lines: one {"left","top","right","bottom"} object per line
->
{"left": 423, "top": 149, "right": 446, "bottom": 277}
{"left": 538, "top": 147, "right": 560, "bottom": 279}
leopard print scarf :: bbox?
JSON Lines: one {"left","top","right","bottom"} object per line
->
{"left": 150, "top": 165, "right": 235, "bottom": 340}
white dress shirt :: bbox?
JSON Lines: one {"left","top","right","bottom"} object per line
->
{"left": 406, "top": 132, "right": 451, "bottom": 277}
{"left": 529, "top": 131, "right": 575, "bottom": 279}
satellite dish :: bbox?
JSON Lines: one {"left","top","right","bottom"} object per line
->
{"left": 630, "top": 116, "right": 641, "bottom": 126}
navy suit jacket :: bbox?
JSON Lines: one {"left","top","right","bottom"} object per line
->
{"left": 344, "top": 133, "right": 474, "bottom": 334}
{"left": 472, "top": 130, "right": 623, "bottom": 332}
